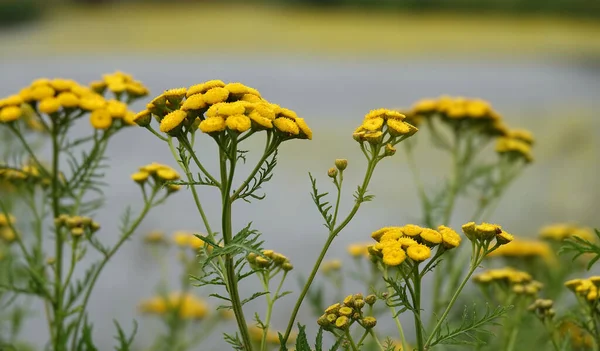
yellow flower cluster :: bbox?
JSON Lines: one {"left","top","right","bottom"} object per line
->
{"left": 473, "top": 267, "right": 543, "bottom": 295}
{"left": 317, "top": 293, "right": 377, "bottom": 331}
{"left": 0, "top": 77, "right": 140, "bottom": 130}
{"left": 495, "top": 132, "right": 534, "bottom": 163}
{"left": 461, "top": 222, "right": 514, "bottom": 245}
{"left": 247, "top": 249, "right": 293, "bottom": 272}
{"left": 138, "top": 292, "right": 209, "bottom": 320}
{"left": 347, "top": 242, "right": 371, "bottom": 258}
{"left": 410, "top": 96, "right": 507, "bottom": 134}
{"left": 528, "top": 298, "right": 555, "bottom": 320}
{"left": 565, "top": 277, "right": 600, "bottom": 304}
{"left": 131, "top": 162, "right": 181, "bottom": 193}
{"left": 54, "top": 214, "right": 100, "bottom": 238}
{"left": 90, "top": 71, "right": 150, "bottom": 99}
{"left": 558, "top": 321, "right": 594, "bottom": 349}
{"left": 0, "top": 163, "right": 51, "bottom": 187}
{"left": 321, "top": 259, "right": 342, "bottom": 274}
{"left": 539, "top": 223, "right": 595, "bottom": 242}
{"left": 172, "top": 231, "right": 211, "bottom": 252}
{"left": 0, "top": 213, "right": 16, "bottom": 242}
{"left": 135, "top": 80, "right": 312, "bottom": 140}
{"left": 370, "top": 224, "right": 461, "bottom": 266}
{"left": 486, "top": 239, "right": 555, "bottom": 264}
{"left": 352, "top": 108, "right": 418, "bottom": 145}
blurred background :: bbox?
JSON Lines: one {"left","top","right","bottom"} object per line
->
{"left": 1, "top": 0, "right": 600, "bottom": 349}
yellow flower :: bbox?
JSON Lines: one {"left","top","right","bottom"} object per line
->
{"left": 274, "top": 117, "right": 300, "bottom": 135}
{"left": 438, "top": 225, "right": 461, "bottom": 249}
{"left": 224, "top": 82, "right": 261, "bottom": 97}
{"left": 0, "top": 227, "right": 16, "bottom": 242}
{"left": 362, "top": 117, "right": 384, "bottom": 131}
{"left": 397, "top": 236, "right": 418, "bottom": 248}
{"left": 407, "top": 244, "right": 431, "bottom": 261}
{"left": 156, "top": 168, "right": 180, "bottom": 181}
{"left": 225, "top": 114, "right": 252, "bottom": 133}
{"left": 241, "top": 93, "right": 262, "bottom": 103}
{"left": 382, "top": 249, "right": 406, "bottom": 266}
{"left": 133, "top": 109, "right": 152, "bottom": 127}
{"left": 1, "top": 94, "right": 23, "bottom": 106}
{"left": 0, "top": 106, "right": 22, "bottom": 122}
{"left": 38, "top": 98, "right": 61, "bottom": 114}
{"left": 106, "top": 100, "right": 128, "bottom": 118}
{"left": 0, "top": 214, "right": 16, "bottom": 227}
{"left": 57, "top": 92, "right": 79, "bottom": 108}
{"left": 475, "top": 222, "right": 501, "bottom": 240}
{"left": 173, "top": 231, "right": 192, "bottom": 247}
{"left": 419, "top": 228, "right": 442, "bottom": 246}
{"left": 125, "top": 81, "right": 149, "bottom": 97}
{"left": 496, "top": 230, "right": 514, "bottom": 245}
{"left": 199, "top": 116, "right": 226, "bottom": 134}
{"left": 508, "top": 129, "right": 534, "bottom": 145}
{"left": 144, "top": 231, "right": 165, "bottom": 243}
{"left": 50, "top": 78, "right": 76, "bottom": 91}
{"left": 79, "top": 95, "right": 107, "bottom": 111}
{"left": 181, "top": 94, "right": 207, "bottom": 111}
{"left": 138, "top": 296, "right": 168, "bottom": 314}
{"left": 248, "top": 111, "right": 273, "bottom": 129}
{"left": 89, "top": 109, "right": 113, "bottom": 130}
{"left": 163, "top": 88, "right": 187, "bottom": 102}
{"left": 203, "top": 87, "right": 230, "bottom": 105}
{"left": 387, "top": 119, "right": 412, "bottom": 136}
{"left": 159, "top": 110, "right": 187, "bottom": 133}
{"left": 365, "top": 108, "right": 405, "bottom": 120}
{"left": 131, "top": 171, "right": 149, "bottom": 184}
{"left": 107, "top": 81, "right": 126, "bottom": 93}
{"left": 30, "top": 85, "right": 56, "bottom": 101}
{"left": 364, "top": 131, "right": 383, "bottom": 143}
{"left": 186, "top": 80, "right": 226, "bottom": 97}
{"left": 371, "top": 226, "right": 403, "bottom": 241}
{"left": 321, "top": 259, "right": 342, "bottom": 273}
{"left": 401, "top": 225, "right": 422, "bottom": 237}
{"left": 564, "top": 279, "right": 584, "bottom": 292}
{"left": 347, "top": 243, "right": 369, "bottom": 257}
{"left": 411, "top": 99, "right": 438, "bottom": 114}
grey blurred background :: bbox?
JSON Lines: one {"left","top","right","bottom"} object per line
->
{"left": 1, "top": 0, "right": 600, "bottom": 349}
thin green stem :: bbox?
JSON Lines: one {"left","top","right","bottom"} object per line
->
{"left": 231, "top": 135, "right": 275, "bottom": 202}
{"left": 383, "top": 268, "right": 408, "bottom": 349}
{"left": 413, "top": 265, "right": 424, "bottom": 351}
{"left": 179, "top": 136, "right": 221, "bottom": 186}
{"left": 345, "top": 329, "right": 359, "bottom": 351}
{"left": 331, "top": 171, "right": 343, "bottom": 228}
{"left": 281, "top": 151, "right": 379, "bottom": 346}
{"left": 219, "top": 139, "right": 253, "bottom": 351}
{"left": 368, "top": 330, "right": 385, "bottom": 351}
{"left": 70, "top": 189, "right": 159, "bottom": 350}
{"left": 260, "top": 271, "right": 288, "bottom": 351}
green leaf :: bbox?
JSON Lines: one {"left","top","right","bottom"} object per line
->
{"left": 294, "top": 323, "right": 312, "bottom": 351}
{"left": 112, "top": 320, "right": 138, "bottom": 351}
{"left": 309, "top": 173, "right": 334, "bottom": 231}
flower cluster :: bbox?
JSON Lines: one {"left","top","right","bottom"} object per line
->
{"left": 0, "top": 213, "right": 16, "bottom": 242}
{"left": 172, "top": 231, "right": 211, "bottom": 252}
{"left": 0, "top": 161, "right": 54, "bottom": 188}
{"left": 461, "top": 221, "right": 514, "bottom": 245}
{"left": 54, "top": 214, "right": 100, "bottom": 238}
{"left": 90, "top": 71, "right": 150, "bottom": 101}
{"left": 474, "top": 267, "right": 543, "bottom": 296}
{"left": 247, "top": 249, "right": 293, "bottom": 272}
{"left": 496, "top": 130, "right": 534, "bottom": 163}
{"left": 0, "top": 77, "right": 141, "bottom": 130}
{"left": 352, "top": 108, "right": 418, "bottom": 146}
{"left": 131, "top": 162, "right": 181, "bottom": 193}
{"left": 138, "top": 292, "right": 209, "bottom": 320}
{"left": 527, "top": 298, "right": 555, "bottom": 320}
{"left": 370, "top": 224, "right": 461, "bottom": 266}
{"left": 486, "top": 239, "right": 554, "bottom": 264}
{"left": 565, "top": 277, "right": 600, "bottom": 304}
{"left": 410, "top": 96, "right": 507, "bottom": 135}
{"left": 134, "top": 80, "right": 312, "bottom": 140}
{"left": 539, "top": 223, "right": 595, "bottom": 242}
{"left": 317, "top": 293, "right": 377, "bottom": 331}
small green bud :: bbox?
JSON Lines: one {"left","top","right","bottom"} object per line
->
{"left": 327, "top": 167, "right": 338, "bottom": 178}
{"left": 334, "top": 159, "right": 348, "bottom": 171}
{"left": 361, "top": 316, "right": 377, "bottom": 329}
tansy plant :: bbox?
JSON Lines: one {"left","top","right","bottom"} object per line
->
{"left": 0, "top": 72, "right": 180, "bottom": 350}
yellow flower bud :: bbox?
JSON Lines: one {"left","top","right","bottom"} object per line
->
{"left": 335, "top": 159, "right": 348, "bottom": 171}
{"left": 327, "top": 167, "right": 338, "bottom": 178}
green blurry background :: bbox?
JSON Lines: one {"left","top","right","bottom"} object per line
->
{"left": 1, "top": 0, "right": 599, "bottom": 350}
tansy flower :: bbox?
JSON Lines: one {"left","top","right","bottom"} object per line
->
{"left": 0, "top": 106, "right": 22, "bottom": 122}
{"left": 51, "top": 78, "right": 76, "bottom": 91}
{"left": 163, "top": 88, "right": 187, "bottom": 103}
{"left": 362, "top": 118, "right": 384, "bottom": 131}
{"left": 30, "top": 85, "right": 56, "bottom": 101}
{"left": 199, "top": 116, "right": 226, "bottom": 134}
{"left": 406, "top": 244, "right": 431, "bottom": 261}
{"left": 276, "top": 107, "right": 298, "bottom": 120}
{"left": 181, "top": 94, "right": 207, "bottom": 111}
{"left": 274, "top": 117, "right": 300, "bottom": 135}
{"left": 202, "top": 87, "right": 230, "bottom": 105}
{"left": 133, "top": 109, "right": 152, "bottom": 127}
{"left": 225, "top": 114, "right": 252, "bottom": 133}
{"left": 438, "top": 225, "right": 461, "bottom": 249}
{"left": 224, "top": 82, "right": 261, "bottom": 97}
{"left": 387, "top": 119, "right": 412, "bottom": 136}
{"left": 57, "top": 92, "right": 79, "bottom": 108}
{"left": 475, "top": 222, "right": 501, "bottom": 240}
{"left": 106, "top": 100, "right": 128, "bottom": 118}
{"left": 321, "top": 259, "right": 342, "bottom": 273}
{"left": 419, "top": 228, "right": 442, "bottom": 246}
{"left": 382, "top": 249, "right": 406, "bottom": 266}
{"left": 347, "top": 243, "right": 370, "bottom": 257}
{"left": 38, "top": 98, "right": 61, "bottom": 114}
{"left": 241, "top": 93, "right": 262, "bottom": 103}
{"left": 131, "top": 171, "right": 149, "bottom": 184}
{"left": 144, "top": 231, "right": 166, "bottom": 243}
{"left": 397, "top": 236, "right": 418, "bottom": 249}
{"left": 186, "top": 80, "right": 226, "bottom": 97}
{"left": 90, "top": 109, "right": 112, "bottom": 130}
{"left": 0, "top": 214, "right": 16, "bottom": 227}
{"left": 363, "top": 131, "right": 383, "bottom": 143}
{"left": 79, "top": 95, "right": 107, "bottom": 111}
{"left": 156, "top": 168, "right": 180, "bottom": 181}
{"left": 402, "top": 225, "right": 424, "bottom": 237}
{"left": 496, "top": 230, "right": 514, "bottom": 245}
{"left": 159, "top": 110, "right": 187, "bottom": 133}
{"left": 296, "top": 118, "right": 312, "bottom": 139}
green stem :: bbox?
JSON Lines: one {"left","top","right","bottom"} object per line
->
{"left": 383, "top": 268, "right": 408, "bottom": 349}
{"left": 345, "top": 329, "right": 359, "bottom": 351}
{"left": 179, "top": 136, "right": 221, "bottom": 187}
{"left": 368, "top": 330, "right": 385, "bottom": 351}
{"left": 425, "top": 245, "right": 484, "bottom": 348}
{"left": 50, "top": 120, "right": 65, "bottom": 349}
{"left": 231, "top": 134, "right": 275, "bottom": 202}
{"left": 70, "top": 189, "right": 159, "bottom": 350}
{"left": 260, "top": 271, "right": 288, "bottom": 351}
{"left": 219, "top": 140, "right": 253, "bottom": 351}
{"left": 413, "top": 265, "right": 424, "bottom": 351}
{"left": 281, "top": 152, "right": 379, "bottom": 345}
{"left": 331, "top": 171, "right": 343, "bottom": 228}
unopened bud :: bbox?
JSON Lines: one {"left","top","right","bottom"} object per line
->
{"left": 327, "top": 167, "right": 338, "bottom": 178}
{"left": 247, "top": 252, "right": 257, "bottom": 263}
{"left": 384, "top": 143, "right": 396, "bottom": 156}
{"left": 361, "top": 316, "right": 377, "bottom": 329}
{"left": 365, "top": 294, "right": 377, "bottom": 305}
{"left": 334, "top": 159, "right": 348, "bottom": 171}
{"left": 282, "top": 262, "right": 294, "bottom": 271}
